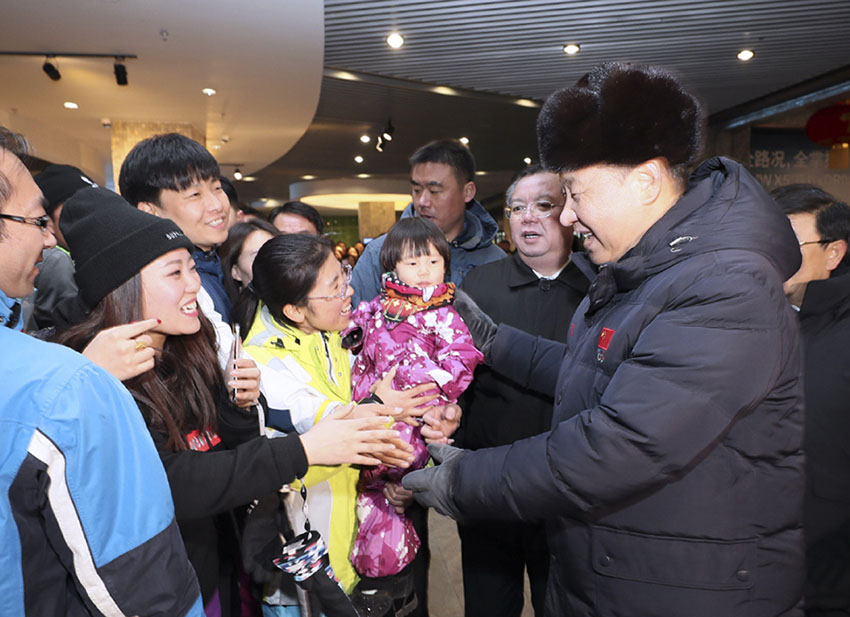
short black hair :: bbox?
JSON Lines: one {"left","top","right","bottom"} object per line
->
{"left": 409, "top": 139, "right": 476, "bottom": 186}
{"left": 772, "top": 183, "right": 850, "bottom": 243}
{"left": 0, "top": 126, "right": 30, "bottom": 214}
{"left": 380, "top": 217, "right": 451, "bottom": 275}
{"left": 118, "top": 133, "right": 220, "bottom": 207}
{"left": 220, "top": 176, "right": 238, "bottom": 207}
{"left": 268, "top": 201, "right": 324, "bottom": 234}
{"left": 505, "top": 163, "right": 557, "bottom": 203}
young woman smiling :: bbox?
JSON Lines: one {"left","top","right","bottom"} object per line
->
{"left": 53, "top": 188, "right": 401, "bottom": 617}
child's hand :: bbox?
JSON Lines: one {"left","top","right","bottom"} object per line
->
{"left": 383, "top": 481, "right": 414, "bottom": 514}
{"left": 372, "top": 367, "right": 440, "bottom": 426}
{"left": 227, "top": 357, "right": 261, "bottom": 408}
{"left": 421, "top": 403, "right": 462, "bottom": 444}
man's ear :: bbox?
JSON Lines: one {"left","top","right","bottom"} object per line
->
{"left": 138, "top": 201, "right": 160, "bottom": 216}
{"left": 282, "top": 303, "right": 305, "bottom": 326}
{"left": 462, "top": 181, "right": 476, "bottom": 203}
{"left": 826, "top": 239, "right": 848, "bottom": 272}
{"left": 634, "top": 159, "right": 665, "bottom": 206}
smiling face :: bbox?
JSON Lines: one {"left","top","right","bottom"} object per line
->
{"left": 231, "top": 229, "right": 274, "bottom": 287}
{"left": 559, "top": 165, "right": 645, "bottom": 265}
{"left": 0, "top": 151, "right": 57, "bottom": 299}
{"left": 140, "top": 248, "right": 202, "bottom": 347}
{"left": 410, "top": 162, "right": 475, "bottom": 242}
{"left": 141, "top": 176, "right": 228, "bottom": 251}
{"left": 395, "top": 241, "right": 446, "bottom": 288}
{"left": 291, "top": 252, "right": 353, "bottom": 334}
{"left": 508, "top": 171, "right": 572, "bottom": 274}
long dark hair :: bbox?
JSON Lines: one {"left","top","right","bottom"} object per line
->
{"left": 54, "top": 274, "right": 223, "bottom": 451}
{"left": 219, "top": 219, "right": 279, "bottom": 305}
{"left": 233, "top": 233, "right": 332, "bottom": 335}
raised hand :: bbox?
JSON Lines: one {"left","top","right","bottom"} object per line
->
{"left": 82, "top": 318, "right": 159, "bottom": 381}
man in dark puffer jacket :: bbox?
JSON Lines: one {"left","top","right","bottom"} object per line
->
{"left": 404, "top": 62, "right": 806, "bottom": 616}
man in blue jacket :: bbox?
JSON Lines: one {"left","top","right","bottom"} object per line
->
{"left": 350, "top": 138, "right": 504, "bottom": 306}
{"left": 405, "top": 63, "right": 806, "bottom": 616}
{"left": 0, "top": 126, "right": 203, "bottom": 616}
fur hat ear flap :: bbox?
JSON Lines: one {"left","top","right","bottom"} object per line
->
{"left": 538, "top": 62, "right": 704, "bottom": 173}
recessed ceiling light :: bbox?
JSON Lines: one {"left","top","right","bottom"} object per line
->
{"left": 432, "top": 86, "right": 458, "bottom": 96}
{"left": 737, "top": 49, "right": 754, "bottom": 61}
{"left": 301, "top": 175, "right": 316, "bottom": 180}
{"left": 212, "top": 144, "right": 221, "bottom": 150}
{"left": 357, "top": 173, "right": 371, "bottom": 179}
{"left": 563, "top": 44, "right": 581, "bottom": 55}
{"left": 515, "top": 98, "right": 538, "bottom": 108}
{"left": 523, "top": 157, "right": 532, "bottom": 165}
{"left": 459, "top": 137, "right": 470, "bottom": 145}
{"left": 233, "top": 169, "right": 243, "bottom": 181}
{"left": 202, "top": 87, "right": 217, "bottom": 96}
{"left": 354, "top": 155, "right": 364, "bottom": 164}
{"left": 241, "top": 176, "right": 257, "bottom": 182}
{"left": 63, "top": 101, "right": 79, "bottom": 110}
{"left": 386, "top": 32, "right": 405, "bottom": 49}
{"left": 475, "top": 171, "right": 487, "bottom": 176}
{"left": 360, "top": 134, "right": 371, "bottom": 143}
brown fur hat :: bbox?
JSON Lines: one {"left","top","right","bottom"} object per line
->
{"left": 537, "top": 62, "right": 704, "bottom": 172}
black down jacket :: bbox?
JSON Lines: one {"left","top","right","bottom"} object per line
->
{"left": 452, "top": 158, "right": 806, "bottom": 617}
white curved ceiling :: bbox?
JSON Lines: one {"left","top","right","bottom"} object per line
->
{"left": 0, "top": 0, "right": 324, "bottom": 184}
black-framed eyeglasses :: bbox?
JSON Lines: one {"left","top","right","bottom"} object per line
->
{"left": 798, "top": 239, "right": 831, "bottom": 247}
{"left": 504, "top": 200, "right": 562, "bottom": 219}
{"left": 306, "top": 263, "right": 352, "bottom": 301}
{"left": 0, "top": 213, "right": 51, "bottom": 233}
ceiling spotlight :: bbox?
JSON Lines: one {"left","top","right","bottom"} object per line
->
{"left": 241, "top": 176, "right": 257, "bottom": 182}
{"left": 301, "top": 175, "right": 316, "bottom": 180}
{"left": 360, "top": 134, "right": 371, "bottom": 143}
{"left": 354, "top": 155, "right": 364, "bottom": 164}
{"left": 202, "top": 87, "right": 217, "bottom": 96}
{"left": 386, "top": 32, "right": 405, "bottom": 49}
{"left": 563, "top": 44, "right": 581, "bottom": 55}
{"left": 113, "top": 58, "right": 128, "bottom": 86}
{"left": 737, "top": 49, "right": 754, "bottom": 61}
{"left": 212, "top": 144, "right": 221, "bottom": 150}
{"left": 523, "top": 157, "right": 532, "bottom": 165}
{"left": 63, "top": 101, "right": 79, "bottom": 110}
{"left": 233, "top": 169, "right": 243, "bottom": 181}
{"left": 382, "top": 119, "right": 394, "bottom": 142}
{"left": 42, "top": 57, "right": 61, "bottom": 81}
{"left": 459, "top": 137, "right": 470, "bottom": 145}
{"left": 376, "top": 136, "right": 385, "bottom": 152}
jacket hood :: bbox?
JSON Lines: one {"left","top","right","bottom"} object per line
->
{"left": 577, "top": 157, "right": 801, "bottom": 304}
{"left": 401, "top": 199, "right": 500, "bottom": 251}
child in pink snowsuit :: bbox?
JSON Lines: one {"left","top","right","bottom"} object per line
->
{"left": 345, "top": 217, "right": 483, "bottom": 584}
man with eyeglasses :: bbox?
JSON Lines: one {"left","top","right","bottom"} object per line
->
{"left": 453, "top": 164, "right": 589, "bottom": 617}
{"left": 0, "top": 126, "right": 204, "bottom": 615}
{"left": 773, "top": 183, "right": 850, "bottom": 616}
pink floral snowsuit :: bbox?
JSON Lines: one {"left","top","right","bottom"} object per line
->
{"left": 345, "top": 276, "right": 482, "bottom": 577}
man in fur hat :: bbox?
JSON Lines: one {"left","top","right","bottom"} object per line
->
{"left": 405, "top": 63, "right": 806, "bottom": 616}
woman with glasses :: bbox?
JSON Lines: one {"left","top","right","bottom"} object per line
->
{"left": 234, "top": 233, "right": 434, "bottom": 615}
{"left": 53, "top": 190, "right": 402, "bottom": 617}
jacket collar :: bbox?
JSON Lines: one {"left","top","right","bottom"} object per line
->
{"left": 505, "top": 252, "right": 590, "bottom": 295}
{"left": 800, "top": 272, "right": 850, "bottom": 319}
{"left": 0, "top": 288, "right": 23, "bottom": 331}
{"left": 400, "top": 199, "right": 500, "bottom": 250}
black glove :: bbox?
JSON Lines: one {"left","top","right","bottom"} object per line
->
{"left": 402, "top": 442, "right": 468, "bottom": 520}
{"left": 453, "top": 289, "right": 497, "bottom": 361}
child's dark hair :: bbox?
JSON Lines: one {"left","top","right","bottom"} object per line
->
{"left": 380, "top": 217, "right": 451, "bottom": 274}
{"left": 234, "top": 233, "right": 332, "bottom": 334}
{"left": 118, "top": 133, "right": 221, "bottom": 207}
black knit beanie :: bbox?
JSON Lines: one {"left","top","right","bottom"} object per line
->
{"left": 60, "top": 186, "right": 194, "bottom": 309}
{"left": 34, "top": 164, "right": 97, "bottom": 215}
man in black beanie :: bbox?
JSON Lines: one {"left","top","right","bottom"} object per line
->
{"left": 405, "top": 63, "right": 806, "bottom": 616}
{"left": 27, "top": 163, "right": 96, "bottom": 329}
